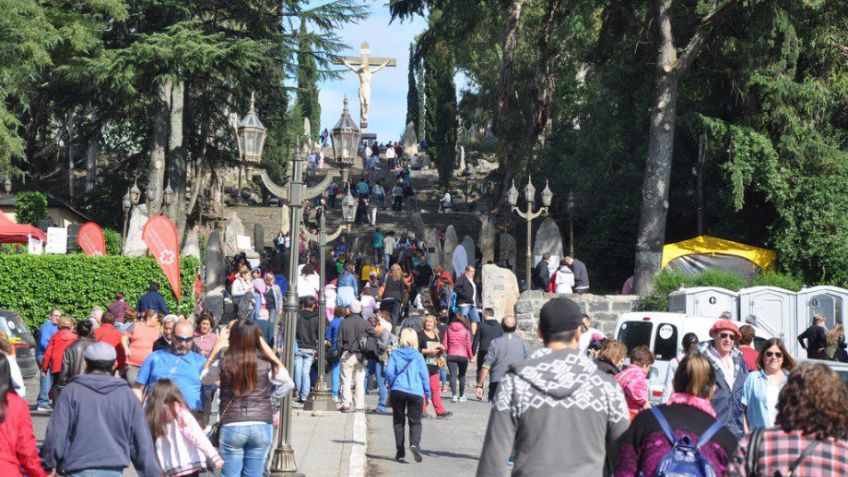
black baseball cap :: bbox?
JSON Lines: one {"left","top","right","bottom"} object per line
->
{"left": 539, "top": 296, "right": 583, "bottom": 335}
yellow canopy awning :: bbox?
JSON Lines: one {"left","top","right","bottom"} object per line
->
{"left": 661, "top": 235, "right": 776, "bottom": 271}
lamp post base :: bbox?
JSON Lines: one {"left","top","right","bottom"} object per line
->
{"left": 302, "top": 387, "right": 338, "bottom": 412}
{"left": 269, "top": 445, "right": 305, "bottom": 477}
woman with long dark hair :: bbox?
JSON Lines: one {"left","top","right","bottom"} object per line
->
{"left": 145, "top": 379, "right": 222, "bottom": 476}
{"left": 660, "top": 332, "right": 700, "bottom": 403}
{"left": 381, "top": 264, "right": 406, "bottom": 328}
{"left": 201, "top": 319, "right": 293, "bottom": 477}
{"left": 0, "top": 353, "right": 44, "bottom": 476}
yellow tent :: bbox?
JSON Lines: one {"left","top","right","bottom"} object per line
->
{"left": 661, "top": 236, "right": 776, "bottom": 276}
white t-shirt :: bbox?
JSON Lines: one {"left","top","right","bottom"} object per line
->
{"left": 578, "top": 327, "right": 605, "bottom": 355}
{"left": 441, "top": 192, "right": 452, "bottom": 204}
{"left": 555, "top": 267, "right": 574, "bottom": 294}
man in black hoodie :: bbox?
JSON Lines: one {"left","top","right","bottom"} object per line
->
{"left": 41, "top": 342, "right": 159, "bottom": 477}
{"left": 473, "top": 308, "right": 503, "bottom": 382}
{"left": 294, "top": 296, "right": 320, "bottom": 403}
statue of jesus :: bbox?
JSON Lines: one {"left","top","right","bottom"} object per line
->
{"left": 342, "top": 58, "right": 392, "bottom": 126}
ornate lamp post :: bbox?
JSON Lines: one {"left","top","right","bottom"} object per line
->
{"left": 330, "top": 97, "right": 361, "bottom": 186}
{"left": 303, "top": 192, "right": 356, "bottom": 412}
{"left": 236, "top": 92, "right": 268, "bottom": 193}
{"left": 508, "top": 177, "right": 553, "bottom": 288}
{"left": 567, "top": 192, "right": 575, "bottom": 257}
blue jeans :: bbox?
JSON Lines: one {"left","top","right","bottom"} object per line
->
{"left": 330, "top": 359, "right": 341, "bottom": 398}
{"left": 458, "top": 305, "right": 481, "bottom": 323}
{"left": 294, "top": 349, "right": 316, "bottom": 400}
{"left": 370, "top": 360, "right": 388, "bottom": 411}
{"left": 36, "top": 355, "right": 52, "bottom": 408}
{"left": 219, "top": 423, "right": 273, "bottom": 477}
{"left": 252, "top": 292, "right": 262, "bottom": 320}
{"left": 67, "top": 470, "right": 123, "bottom": 477}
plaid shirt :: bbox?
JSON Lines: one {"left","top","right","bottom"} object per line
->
{"left": 730, "top": 428, "right": 848, "bottom": 476}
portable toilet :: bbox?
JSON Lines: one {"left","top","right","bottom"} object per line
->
{"left": 796, "top": 285, "right": 848, "bottom": 331}
{"left": 738, "top": 286, "right": 797, "bottom": 346}
{"left": 667, "top": 286, "right": 739, "bottom": 320}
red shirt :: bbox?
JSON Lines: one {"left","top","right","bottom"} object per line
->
{"left": 0, "top": 392, "right": 46, "bottom": 477}
{"left": 94, "top": 323, "right": 127, "bottom": 369}
{"left": 41, "top": 329, "right": 78, "bottom": 374}
{"left": 739, "top": 346, "right": 760, "bottom": 371}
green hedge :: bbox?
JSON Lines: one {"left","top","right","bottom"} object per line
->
{"left": 0, "top": 255, "right": 199, "bottom": 330}
{"left": 640, "top": 269, "right": 804, "bottom": 311}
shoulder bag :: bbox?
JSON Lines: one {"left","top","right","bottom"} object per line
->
{"left": 208, "top": 397, "right": 234, "bottom": 447}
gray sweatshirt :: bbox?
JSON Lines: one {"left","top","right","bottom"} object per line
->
{"left": 483, "top": 333, "right": 530, "bottom": 383}
{"left": 476, "top": 348, "right": 629, "bottom": 477}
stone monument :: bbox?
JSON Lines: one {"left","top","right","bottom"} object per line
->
{"left": 482, "top": 264, "right": 520, "bottom": 321}
{"left": 223, "top": 212, "right": 245, "bottom": 257}
{"left": 455, "top": 144, "right": 466, "bottom": 172}
{"left": 335, "top": 42, "right": 397, "bottom": 131}
{"left": 451, "top": 246, "right": 467, "bottom": 278}
{"left": 411, "top": 213, "right": 427, "bottom": 242}
{"left": 123, "top": 204, "right": 149, "bottom": 257}
{"left": 479, "top": 215, "right": 497, "bottom": 263}
{"left": 425, "top": 228, "right": 442, "bottom": 268}
{"left": 499, "top": 233, "right": 517, "bottom": 271}
{"left": 402, "top": 122, "right": 419, "bottom": 157}
{"left": 442, "top": 225, "right": 458, "bottom": 266}
{"left": 253, "top": 223, "right": 264, "bottom": 255}
{"left": 461, "top": 235, "right": 477, "bottom": 267}
{"left": 181, "top": 228, "right": 201, "bottom": 259}
{"left": 533, "top": 217, "right": 564, "bottom": 270}
{"left": 203, "top": 230, "right": 226, "bottom": 321}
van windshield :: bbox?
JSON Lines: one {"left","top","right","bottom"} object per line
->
{"left": 617, "top": 321, "right": 652, "bottom": 352}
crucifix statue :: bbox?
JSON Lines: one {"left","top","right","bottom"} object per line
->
{"left": 334, "top": 42, "right": 396, "bottom": 131}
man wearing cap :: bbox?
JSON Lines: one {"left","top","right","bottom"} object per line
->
{"left": 532, "top": 254, "right": 551, "bottom": 291}
{"left": 477, "top": 297, "right": 628, "bottom": 476}
{"left": 40, "top": 342, "right": 160, "bottom": 477}
{"left": 699, "top": 319, "right": 748, "bottom": 439}
{"left": 135, "top": 281, "right": 170, "bottom": 315}
{"left": 133, "top": 320, "right": 207, "bottom": 423}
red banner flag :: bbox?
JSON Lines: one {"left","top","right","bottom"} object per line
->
{"left": 142, "top": 216, "right": 181, "bottom": 301}
{"left": 77, "top": 222, "right": 107, "bottom": 256}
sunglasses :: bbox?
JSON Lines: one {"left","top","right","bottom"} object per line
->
{"left": 175, "top": 336, "right": 194, "bottom": 343}
{"left": 718, "top": 332, "right": 737, "bottom": 341}
{"left": 765, "top": 351, "right": 783, "bottom": 358}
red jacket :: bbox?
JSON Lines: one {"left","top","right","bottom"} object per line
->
{"left": 42, "top": 329, "right": 77, "bottom": 374}
{"left": 94, "top": 323, "right": 127, "bottom": 370}
{"left": 0, "top": 392, "right": 46, "bottom": 477}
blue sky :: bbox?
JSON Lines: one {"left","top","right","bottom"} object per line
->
{"left": 314, "top": 2, "right": 426, "bottom": 142}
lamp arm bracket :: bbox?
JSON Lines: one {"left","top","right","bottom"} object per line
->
{"left": 512, "top": 207, "right": 528, "bottom": 219}
{"left": 325, "top": 225, "right": 347, "bottom": 243}
{"left": 259, "top": 169, "right": 289, "bottom": 200}
{"left": 527, "top": 207, "right": 545, "bottom": 220}
{"left": 303, "top": 173, "right": 336, "bottom": 201}
{"left": 299, "top": 226, "right": 318, "bottom": 242}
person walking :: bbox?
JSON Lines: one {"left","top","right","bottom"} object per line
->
{"left": 738, "top": 324, "right": 760, "bottom": 371}
{"left": 35, "top": 309, "right": 61, "bottom": 410}
{"left": 731, "top": 362, "right": 848, "bottom": 476}
{"left": 294, "top": 296, "right": 320, "bottom": 403}
{"left": 381, "top": 264, "right": 407, "bottom": 329}
{"left": 95, "top": 312, "right": 127, "bottom": 374}
{"left": 476, "top": 296, "right": 629, "bottom": 476}
{"left": 454, "top": 265, "right": 481, "bottom": 336}
{"left": 0, "top": 354, "right": 44, "bottom": 477}
{"left": 326, "top": 306, "right": 347, "bottom": 401}
{"left": 58, "top": 320, "right": 96, "bottom": 391}
{"left": 552, "top": 263, "right": 575, "bottom": 294}
{"left": 337, "top": 262, "right": 359, "bottom": 307}
{"left": 264, "top": 272, "right": 284, "bottom": 345}
{"left": 472, "top": 308, "right": 503, "bottom": 383}
{"left": 230, "top": 267, "right": 254, "bottom": 319}
{"left": 475, "top": 316, "right": 530, "bottom": 402}
{"left": 136, "top": 282, "right": 170, "bottom": 315}
{"left": 532, "top": 254, "right": 551, "bottom": 291}
{"left": 107, "top": 292, "right": 131, "bottom": 328}
{"left": 41, "top": 315, "right": 77, "bottom": 402}
{"left": 336, "top": 301, "right": 370, "bottom": 412}
{"left": 193, "top": 313, "right": 218, "bottom": 426}
{"left": 594, "top": 339, "right": 627, "bottom": 376}
{"left": 615, "top": 353, "right": 739, "bottom": 477}
{"left": 383, "top": 231, "right": 396, "bottom": 267}
{"left": 201, "top": 319, "right": 293, "bottom": 477}
{"left": 577, "top": 314, "right": 606, "bottom": 356}
{"left": 699, "top": 319, "right": 748, "bottom": 439}
{"left": 418, "top": 315, "right": 451, "bottom": 418}
{"left": 122, "top": 309, "right": 163, "bottom": 384}
{"left": 826, "top": 320, "right": 848, "bottom": 362}
{"left": 442, "top": 314, "right": 474, "bottom": 402}
{"left": 153, "top": 314, "right": 182, "bottom": 351}
{"left": 386, "top": 328, "right": 431, "bottom": 463}
{"left": 145, "top": 379, "right": 224, "bottom": 476}
{"left": 134, "top": 321, "right": 207, "bottom": 424}
{"left": 366, "top": 315, "right": 397, "bottom": 414}
{"left": 40, "top": 342, "right": 160, "bottom": 477}
{"left": 564, "top": 256, "right": 590, "bottom": 294}
{"left": 391, "top": 182, "right": 404, "bottom": 211}
{"left": 660, "top": 332, "right": 700, "bottom": 402}
{"left": 297, "top": 264, "right": 321, "bottom": 304}
{"left": 373, "top": 227, "right": 385, "bottom": 265}
{"left": 615, "top": 345, "right": 655, "bottom": 420}
{"left": 741, "top": 338, "right": 795, "bottom": 431}
{"left": 797, "top": 313, "right": 829, "bottom": 360}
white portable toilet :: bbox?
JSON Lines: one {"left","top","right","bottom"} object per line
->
{"left": 668, "top": 286, "right": 739, "bottom": 320}
{"left": 796, "top": 285, "right": 848, "bottom": 331}
{"left": 738, "top": 286, "right": 797, "bottom": 347}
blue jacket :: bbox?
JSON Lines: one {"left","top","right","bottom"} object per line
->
{"left": 135, "top": 290, "right": 169, "bottom": 315}
{"left": 39, "top": 373, "right": 160, "bottom": 476}
{"left": 338, "top": 271, "right": 359, "bottom": 296}
{"left": 700, "top": 341, "right": 748, "bottom": 439}
{"left": 37, "top": 320, "right": 58, "bottom": 359}
{"left": 385, "top": 347, "right": 431, "bottom": 399}
{"left": 326, "top": 317, "right": 344, "bottom": 347}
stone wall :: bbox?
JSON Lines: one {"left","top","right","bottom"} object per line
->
{"left": 515, "top": 291, "right": 642, "bottom": 349}
{"left": 226, "top": 206, "right": 285, "bottom": 249}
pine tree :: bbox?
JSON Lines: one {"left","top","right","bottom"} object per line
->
{"left": 297, "top": 21, "right": 321, "bottom": 141}
{"left": 405, "top": 43, "right": 420, "bottom": 137}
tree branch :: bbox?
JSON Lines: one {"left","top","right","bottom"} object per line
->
{"left": 674, "top": 0, "right": 741, "bottom": 77}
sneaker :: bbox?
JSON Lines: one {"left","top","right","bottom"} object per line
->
{"left": 36, "top": 406, "right": 51, "bottom": 412}
{"left": 339, "top": 406, "right": 353, "bottom": 413}
{"left": 451, "top": 395, "right": 458, "bottom": 403}
{"left": 410, "top": 445, "right": 423, "bottom": 463}
{"left": 436, "top": 411, "right": 453, "bottom": 419}
{"left": 459, "top": 396, "right": 467, "bottom": 402}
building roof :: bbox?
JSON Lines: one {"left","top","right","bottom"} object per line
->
{"left": 0, "top": 191, "right": 92, "bottom": 222}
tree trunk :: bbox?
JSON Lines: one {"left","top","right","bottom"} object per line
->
{"left": 493, "top": 0, "right": 527, "bottom": 160}
{"left": 67, "top": 112, "right": 75, "bottom": 203}
{"left": 85, "top": 125, "right": 99, "bottom": 194}
{"left": 167, "top": 81, "right": 186, "bottom": 237}
{"left": 147, "top": 80, "right": 172, "bottom": 217}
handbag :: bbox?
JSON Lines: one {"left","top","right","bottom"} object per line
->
{"left": 387, "top": 357, "right": 414, "bottom": 409}
{"left": 208, "top": 398, "right": 234, "bottom": 447}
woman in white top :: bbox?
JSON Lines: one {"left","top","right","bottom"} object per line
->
{"left": 297, "top": 263, "right": 321, "bottom": 303}
{"left": 230, "top": 267, "right": 254, "bottom": 320}
{"left": 554, "top": 265, "right": 575, "bottom": 294}
{"left": 660, "top": 332, "right": 700, "bottom": 403}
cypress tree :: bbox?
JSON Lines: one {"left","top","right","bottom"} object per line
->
{"left": 405, "top": 43, "right": 420, "bottom": 139}
{"left": 417, "top": 55, "right": 425, "bottom": 141}
{"left": 423, "top": 38, "right": 456, "bottom": 187}
{"left": 297, "top": 21, "right": 321, "bottom": 140}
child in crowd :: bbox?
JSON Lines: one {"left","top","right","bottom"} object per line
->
{"left": 145, "top": 379, "right": 223, "bottom": 476}
{"left": 615, "top": 345, "right": 655, "bottom": 420}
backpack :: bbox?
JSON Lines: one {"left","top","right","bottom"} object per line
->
{"left": 650, "top": 407, "right": 723, "bottom": 477}
{"left": 356, "top": 329, "right": 383, "bottom": 362}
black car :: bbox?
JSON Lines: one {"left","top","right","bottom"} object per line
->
{"left": 0, "top": 310, "right": 38, "bottom": 378}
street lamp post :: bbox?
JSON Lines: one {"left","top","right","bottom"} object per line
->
{"left": 508, "top": 177, "right": 553, "bottom": 288}
{"left": 567, "top": 192, "right": 575, "bottom": 257}
{"left": 303, "top": 193, "right": 356, "bottom": 412}
{"left": 330, "top": 97, "right": 361, "bottom": 187}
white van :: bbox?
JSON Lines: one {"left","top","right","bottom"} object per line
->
{"left": 613, "top": 312, "right": 770, "bottom": 403}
